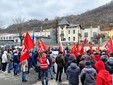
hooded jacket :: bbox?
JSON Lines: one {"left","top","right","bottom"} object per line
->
{"left": 80, "top": 65, "right": 97, "bottom": 85}
{"left": 67, "top": 63, "right": 80, "bottom": 85}
{"left": 94, "top": 54, "right": 101, "bottom": 62}
{"left": 107, "top": 57, "right": 113, "bottom": 74}
{"left": 2, "top": 51, "right": 8, "bottom": 63}
{"left": 64, "top": 53, "right": 71, "bottom": 65}
{"left": 95, "top": 61, "right": 112, "bottom": 85}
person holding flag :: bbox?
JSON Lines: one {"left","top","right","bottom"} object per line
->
{"left": 20, "top": 32, "right": 35, "bottom": 82}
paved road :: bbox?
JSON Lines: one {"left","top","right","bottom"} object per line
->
{"left": 0, "top": 70, "right": 69, "bottom": 85}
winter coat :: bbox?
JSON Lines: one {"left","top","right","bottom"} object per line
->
{"left": 64, "top": 53, "right": 71, "bottom": 64}
{"left": 66, "top": 54, "right": 75, "bottom": 68}
{"left": 56, "top": 54, "right": 65, "bottom": 68}
{"left": 94, "top": 54, "right": 101, "bottom": 62}
{"left": 2, "top": 51, "right": 8, "bottom": 63}
{"left": 13, "top": 53, "right": 20, "bottom": 63}
{"left": 76, "top": 55, "right": 82, "bottom": 65}
{"left": 107, "top": 57, "right": 113, "bottom": 74}
{"left": 47, "top": 56, "right": 52, "bottom": 67}
{"left": 95, "top": 61, "right": 112, "bottom": 85}
{"left": 67, "top": 63, "right": 80, "bottom": 85}
{"left": 80, "top": 65, "right": 97, "bottom": 85}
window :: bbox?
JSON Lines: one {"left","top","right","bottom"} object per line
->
{"left": 48, "top": 35, "right": 50, "bottom": 38}
{"left": 61, "top": 31, "right": 64, "bottom": 34}
{"left": 16, "top": 39, "right": 18, "bottom": 43}
{"left": 84, "top": 32, "right": 88, "bottom": 37}
{"left": 68, "top": 37, "right": 70, "bottom": 41}
{"left": 73, "top": 30, "right": 75, "bottom": 34}
{"left": 9, "top": 37, "right": 12, "bottom": 40}
{"left": 6, "top": 37, "right": 8, "bottom": 40}
{"left": 73, "top": 37, "right": 75, "bottom": 41}
{"left": 93, "top": 32, "right": 97, "bottom": 37}
{"left": 68, "top": 30, "right": 70, "bottom": 34}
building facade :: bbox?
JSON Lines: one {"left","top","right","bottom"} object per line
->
{"left": 0, "top": 29, "right": 56, "bottom": 46}
{"left": 81, "top": 26, "right": 100, "bottom": 42}
{"left": 57, "top": 18, "right": 82, "bottom": 44}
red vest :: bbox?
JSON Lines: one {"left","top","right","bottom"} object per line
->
{"left": 39, "top": 56, "right": 48, "bottom": 70}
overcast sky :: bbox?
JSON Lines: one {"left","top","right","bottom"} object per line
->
{"left": 0, "top": 0, "right": 112, "bottom": 28}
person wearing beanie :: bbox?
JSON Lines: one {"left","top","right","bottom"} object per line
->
{"left": 95, "top": 61, "right": 112, "bottom": 85}
{"left": 80, "top": 61, "right": 97, "bottom": 85}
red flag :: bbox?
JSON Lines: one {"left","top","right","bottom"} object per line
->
{"left": 70, "top": 43, "right": 79, "bottom": 57}
{"left": 20, "top": 32, "right": 35, "bottom": 62}
{"left": 43, "top": 42, "right": 47, "bottom": 51}
{"left": 59, "top": 43, "right": 63, "bottom": 52}
{"left": 89, "top": 42, "right": 93, "bottom": 53}
{"left": 24, "top": 32, "right": 35, "bottom": 50}
{"left": 79, "top": 38, "right": 87, "bottom": 55}
{"left": 70, "top": 43, "right": 76, "bottom": 53}
{"left": 96, "top": 44, "right": 100, "bottom": 51}
{"left": 105, "top": 38, "right": 113, "bottom": 55}
{"left": 38, "top": 39, "right": 46, "bottom": 53}
{"left": 20, "top": 46, "right": 29, "bottom": 63}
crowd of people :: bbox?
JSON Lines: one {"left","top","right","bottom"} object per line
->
{"left": 0, "top": 46, "right": 113, "bottom": 85}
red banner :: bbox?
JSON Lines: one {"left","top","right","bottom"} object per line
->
{"left": 20, "top": 32, "right": 35, "bottom": 62}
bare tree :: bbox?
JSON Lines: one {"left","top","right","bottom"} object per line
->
{"left": 12, "top": 16, "right": 25, "bottom": 46}
{"left": 54, "top": 17, "right": 60, "bottom": 44}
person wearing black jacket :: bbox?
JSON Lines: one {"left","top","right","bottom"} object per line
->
{"left": 13, "top": 50, "right": 20, "bottom": 76}
{"left": 56, "top": 52, "right": 65, "bottom": 82}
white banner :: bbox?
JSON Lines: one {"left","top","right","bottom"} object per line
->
{"left": 52, "top": 51, "right": 59, "bottom": 58}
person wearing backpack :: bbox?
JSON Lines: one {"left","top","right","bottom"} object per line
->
{"left": 80, "top": 61, "right": 97, "bottom": 85}
{"left": 39, "top": 53, "right": 49, "bottom": 85}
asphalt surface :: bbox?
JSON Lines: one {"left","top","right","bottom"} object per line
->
{"left": 0, "top": 69, "right": 69, "bottom": 85}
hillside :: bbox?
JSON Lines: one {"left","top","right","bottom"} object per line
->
{"left": 65, "top": 0, "right": 113, "bottom": 27}
{"left": 3, "top": 0, "right": 113, "bottom": 33}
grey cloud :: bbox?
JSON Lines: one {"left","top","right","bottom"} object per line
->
{"left": 0, "top": 0, "right": 112, "bottom": 27}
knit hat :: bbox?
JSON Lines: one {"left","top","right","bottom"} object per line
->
{"left": 86, "top": 61, "right": 91, "bottom": 65}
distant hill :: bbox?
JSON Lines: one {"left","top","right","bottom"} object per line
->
{"left": 65, "top": 0, "right": 113, "bottom": 27}
{"left": 2, "top": 0, "right": 113, "bottom": 33}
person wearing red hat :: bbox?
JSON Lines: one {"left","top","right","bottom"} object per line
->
{"left": 95, "top": 61, "right": 112, "bottom": 85}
